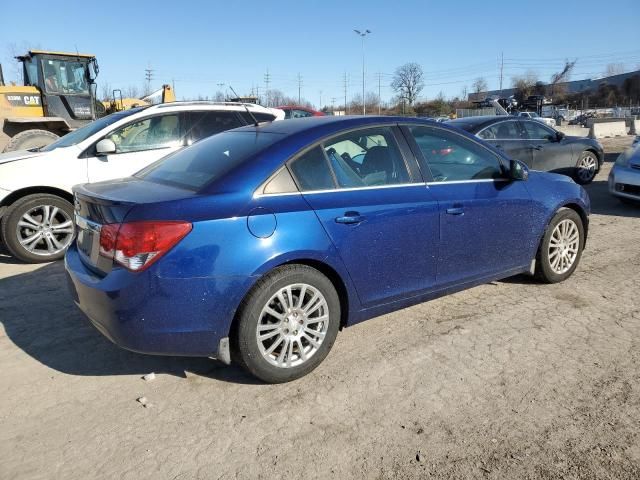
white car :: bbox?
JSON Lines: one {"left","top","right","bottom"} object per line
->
{"left": 0, "top": 102, "right": 284, "bottom": 262}
{"left": 516, "top": 111, "right": 556, "bottom": 128}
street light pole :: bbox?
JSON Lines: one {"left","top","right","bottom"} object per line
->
{"left": 354, "top": 29, "right": 371, "bottom": 115}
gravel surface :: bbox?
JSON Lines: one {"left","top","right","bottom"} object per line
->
{"left": 1, "top": 137, "right": 638, "bottom": 479}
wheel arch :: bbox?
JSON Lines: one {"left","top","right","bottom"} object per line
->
{"left": 0, "top": 186, "right": 74, "bottom": 215}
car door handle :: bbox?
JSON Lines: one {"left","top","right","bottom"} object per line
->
{"left": 335, "top": 212, "right": 364, "bottom": 224}
{"left": 533, "top": 145, "right": 544, "bottom": 150}
{"left": 446, "top": 207, "right": 464, "bottom": 216}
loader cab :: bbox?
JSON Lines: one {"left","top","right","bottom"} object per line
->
{"left": 18, "top": 50, "right": 100, "bottom": 128}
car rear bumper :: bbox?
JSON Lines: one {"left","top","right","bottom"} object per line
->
{"left": 609, "top": 164, "right": 640, "bottom": 200}
{"left": 65, "top": 244, "right": 254, "bottom": 357}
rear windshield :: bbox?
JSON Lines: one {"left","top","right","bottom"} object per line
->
{"left": 136, "top": 131, "right": 282, "bottom": 190}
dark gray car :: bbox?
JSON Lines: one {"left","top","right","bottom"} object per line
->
{"left": 447, "top": 116, "right": 604, "bottom": 184}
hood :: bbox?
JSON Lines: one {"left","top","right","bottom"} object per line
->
{"left": 0, "top": 149, "right": 47, "bottom": 165}
{"left": 528, "top": 169, "right": 576, "bottom": 184}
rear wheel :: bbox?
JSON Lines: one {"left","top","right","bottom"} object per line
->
{"left": 3, "top": 129, "right": 60, "bottom": 153}
{"left": 1, "top": 194, "right": 75, "bottom": 263}
{"left": 574, "top": 151, "right": 598, "bottom": 184}
{"left": 234, "top": 265, "right": 340, "bottom": 383}
{"left": 535, "top": 209, "right": 584, "bottom": 283}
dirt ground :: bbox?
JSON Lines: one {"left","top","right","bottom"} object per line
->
{"left": 1, "top": 137, "right": 639, "bottom": 480}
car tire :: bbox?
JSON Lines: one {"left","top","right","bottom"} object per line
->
{"left": 574, "top": 151, "right": 598, "bottom": 185}
{"left": 535, "top": 208, "right": 585, "bottom": 284}
{"left": 233, "top": 264, "right": 341, "bottom": 383}
{"left": 1, "top": 194, "right": 75, "bottom": 263}
{"left": 3, "top": 129, "right": 59, "bottom": 153}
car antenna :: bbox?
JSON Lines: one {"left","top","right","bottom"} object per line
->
{"left": 228, "top": 85, "right": 259, "bottom": 127}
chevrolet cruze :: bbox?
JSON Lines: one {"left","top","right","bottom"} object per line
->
{"left": 65, "top": 116, "right": 590, "bottom": 383}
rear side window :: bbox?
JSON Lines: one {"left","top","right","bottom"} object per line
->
{"left": 478, "top": 121, "right": 522, "bottom": 140}
{"left": 136, "top": 131, "right": 281, "bottom": 190}
{"left": 409, "top": 126, "right": 505, "bottom": 182}
{"left": 289, "top": 146, "right": 335, "bottom": 191}
{"left": 188, "top": 111, "right": 243, "bottom": 142}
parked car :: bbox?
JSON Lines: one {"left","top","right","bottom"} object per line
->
{"left": 609, "top": 143, "right": 640, "bottom": 204}
{"left": 66, "top": 116, "right": 590, "bottom": 383}
{"left": 0, "top": 102, "right": 284, "bottom": 263}
{"left": 515, "top": 111, "right": 556, "bottom": 127}
{"left": 276, "top": 105, "right": 325, "bottom": 119}
{"left": 447, "top": 116, "right": 603, "bottom": 184}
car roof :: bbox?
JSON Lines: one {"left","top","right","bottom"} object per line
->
{"left": 234, "top": 115, "right": 443, "bottom": 136}
{"left": 149, "top": 102, "right": 280, "bottom": 113}
{"left": 447, "top": 115, "right": 514, "bottom": 132}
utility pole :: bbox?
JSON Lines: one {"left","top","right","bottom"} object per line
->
{"left": 264, "top": 69, "right": 271, "bottom": 106}
{"left": 319, "top": 90, "right": 322, "bottom": 109}
{"left": 343, "top": 72, "right": 348, "bottom": 115}
{"left": 297, "top": 73, "right": 303, "bottom": 104}
{"left": 498, "top": 52, "right": 504, "bottom": 93}
{"left": 144, "top": 65, "right": 154, "bottom": 95}
{"left": 377, "top": 72, "right": 382, "bottom": 115}
{"left": 354, "top": 29, "right": 371, "bottom": 115}
{"left": 331, "top": 97, "right": 336, "bottom": 114}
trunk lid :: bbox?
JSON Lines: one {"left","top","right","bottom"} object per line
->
{"left": 72, "top": 177, "right": 198, "bottom": 273}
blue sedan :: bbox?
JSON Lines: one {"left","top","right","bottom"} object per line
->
{"left": 65, "top": 116, "right": 590, "bottom": 383}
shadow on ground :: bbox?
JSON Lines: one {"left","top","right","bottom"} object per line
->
{"left": 584, "top": 179, "right": 640, "bottom": 218}
{"left": 0, "top": 261, "right": 260, "bottom": 384}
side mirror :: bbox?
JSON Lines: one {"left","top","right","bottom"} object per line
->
{"left": 95, "top": 138, "right": 116, "bottom": 156}
{"left": 555, "top": 131, "right": 565, "bottom": 142}
{"left": 509, "top": 159, "right": 529, "bottom": 181}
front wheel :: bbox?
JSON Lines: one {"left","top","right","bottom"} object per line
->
{"left": 233, "top": 265, "right": 340, "bottom": 383}
{"left": 1, "top": 194, "right": 75, "bottom": 263}
{"left": 574, "top": 151, "right": 598, "bottom": 184}
{"left": 535, "top": 209, "right": 585, "bottom": 283}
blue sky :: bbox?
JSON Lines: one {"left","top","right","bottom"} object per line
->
{"left": 1, "top": 0, "right": 639, "bottom": 107}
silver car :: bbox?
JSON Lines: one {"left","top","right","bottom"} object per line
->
{"left": 609, "top": 140, "right": 640, "bottom": 204}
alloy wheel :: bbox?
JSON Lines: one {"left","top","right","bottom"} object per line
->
{"left": 256, "top": 283, "right": 330, "bottom": 368}
{"left": 16, "top": 204, "right": 75, "bottom": 256}
{"left": 577, "top": 153, "right": 597, "bottom": 182}
{"left": 548, "top": 219, "right": 580, "bottom": 274}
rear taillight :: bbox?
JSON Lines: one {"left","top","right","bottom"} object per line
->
{"left": 99, "top": 221, "right": 192, "bottom": 272}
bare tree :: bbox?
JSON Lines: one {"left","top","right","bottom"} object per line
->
{"left": 391, "top": 63, "right": 425, "bottom": 106}
{"left": 123, "top": 85, "right": 140, "bottom": 99}
{"left": 472, "top": 77, "right": 488, "bottom": 94}
{"left": 604, "top": 63, "right": 625, "bottom": 77}
{"left": 214, "top": 90, "right": 226, "bottom": 102}
{"left": 549, "top": 60, "right": 576, "bottom": 97}
{"left": 100, "top": 82, "right": 113, "bottom": 101}
{"left": 511, "top": 70, "right": 539, "bottom": 101}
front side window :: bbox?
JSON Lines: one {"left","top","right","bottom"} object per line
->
{"left": 189, "top": 111, "right": 242, "bottom": 143}
{"left": 409, "top": 126, "right": 504, "bottom": 182}
{"left": 42, "top": 108, "right": 143, "bottom": 151}
{"left": 521, "top": 121, "right": 555, "bottom": 140}
{"left": 478, "top": 121, "right": 522, "bottom": 140}
{"left": 106, "top": 114, "right": 183, "bottom": 153}
{"left": 42, "top": 58, "right": 88, "bottom": 95}
{"left": 322, "top": 127, "right": 411, "bottom": 188}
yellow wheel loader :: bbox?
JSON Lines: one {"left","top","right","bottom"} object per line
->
{"left": 0, "top": 50, "right": 103, "bottom": 152}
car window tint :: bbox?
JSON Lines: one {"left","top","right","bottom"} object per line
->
{"left": 262, "top": 167, "right": 298, "bottom": 194}
{"left": 292, "top": 109, "right": 313, "bottom": 118}
{"left": 136, "top": 131, "right": 281, "bottom": 190}
{"left": 478, "top": 121, "right": 521, "bottom": 140}
{"left": 289, "top": 146, "right": 336, "bottom": 191}
{"left": 107, "top": 114, "right": 183, "bottom": 153}
{"left": 522, "top": 121, "right": 554, "bottom": 140}
{"left": 323, "top": 127, "right": 411, "bottom": 188}
{"left": 409, "top": 126, "right": 504, "bottom": 182}
{"left": 189, "top": 111, "right": 242, "bottom": 142}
